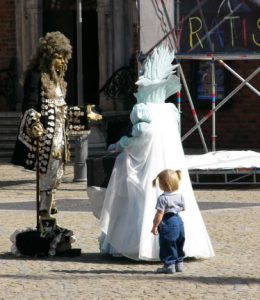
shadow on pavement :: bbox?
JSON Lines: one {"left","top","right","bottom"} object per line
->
{"left": 0, "top": 199, "right": 90, "bottom": 212}
{"left": 49, "top": 271, "right": 260, "bottom": 285}
{"left": 1, "top": 200, "right": 260, "bottom": 212}
{"left": 0, "top": 269, "right": 259, "bottom": 286}
{"left": 0, "top": 180, "right": 35, "bottom": 188}
{"left": 198, "top": 201, "right": 260, "bottom": 210}
{"left": 1, "top": 252, "right": 259, "bottom": 285}
{"left": 0, "top": 252, "right": 160, "bottom": 264}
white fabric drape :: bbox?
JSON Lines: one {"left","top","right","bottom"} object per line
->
{"left": 186, "top": 150, "right": 260, "bottom": 170}
{"left": 97, "top": 103, "right": 215, "bottom": 260}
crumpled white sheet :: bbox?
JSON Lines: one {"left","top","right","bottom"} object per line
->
{"left": 185, "top": 150, "right": 260, "bottom": 170}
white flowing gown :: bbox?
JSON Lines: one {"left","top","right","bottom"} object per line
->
{"left": 99, "top": 102, "right": 215, "bottom": 260}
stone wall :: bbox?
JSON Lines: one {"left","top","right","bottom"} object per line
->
{"left": 0, "top": 0, "right": 16, "bottom": 70}
{"left": 0, "top": 0, "right": 16, "bottom": 111}
{"left": 0, "top": 0, "right": 259, "bottom": 150}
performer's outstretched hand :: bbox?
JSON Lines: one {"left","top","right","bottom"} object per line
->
{"left": 87, "top": 104, "right": 102, "bottom": 122}
{"left": 107, "top": 142, "right": 122, "bottom": 152}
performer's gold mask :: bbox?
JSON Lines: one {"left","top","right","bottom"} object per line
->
{"left": 53, "top": 54, "right": 65, "bottom": 75}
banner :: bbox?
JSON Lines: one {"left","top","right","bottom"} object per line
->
{"left": 178, "top": 0, "right": 260, "bottom": 55}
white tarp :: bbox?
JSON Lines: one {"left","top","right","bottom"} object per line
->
{"left": 185, "top": 150, "right": 260, "bottom": 170}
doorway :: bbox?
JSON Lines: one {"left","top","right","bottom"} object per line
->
{"left": 42, "top": 0, "right": 99, "bottom": 106}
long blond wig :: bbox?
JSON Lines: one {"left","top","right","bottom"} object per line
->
{"left": 27, "top": 31, "right": 72, "bottom": 99}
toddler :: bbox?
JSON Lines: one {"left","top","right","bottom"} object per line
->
{"left": 151, "top": 169, "right": 185, "bottom": 274}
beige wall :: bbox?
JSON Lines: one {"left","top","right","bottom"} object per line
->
{"left": 139, "top": 0, "right": 174, "bottom": 54}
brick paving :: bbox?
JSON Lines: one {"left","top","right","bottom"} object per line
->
{"left": 0, "top": 162, "right": 260, "bottom": 300}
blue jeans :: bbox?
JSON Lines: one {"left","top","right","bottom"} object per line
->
{"left": 158, "top": 214, "right": 185, "bottom": 267}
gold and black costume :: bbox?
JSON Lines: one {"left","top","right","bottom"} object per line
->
{"left": 12, "top": 68, "right": 90, "bottom": 218}
{"left": 11, "top": 31, "right": 102, "bottom": 256}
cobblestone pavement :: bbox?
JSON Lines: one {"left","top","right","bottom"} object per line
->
{"left": 0, "top": 162, "right": 260, "bottom": 300}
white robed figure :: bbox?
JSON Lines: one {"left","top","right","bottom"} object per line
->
{"left": 93, "top": 46, "right": 214, "bottom": 260}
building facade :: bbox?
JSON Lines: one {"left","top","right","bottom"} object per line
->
{"left": 0, "top": 0, "right": 259, "bottom": 151}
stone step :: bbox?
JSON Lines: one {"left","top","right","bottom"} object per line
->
{"left": 0, "top": 119, "right": 18, "bottom": 124}
{"left": 0, "top": 113, "right": 19, "bottom": 118}
{"left": 0, "top": 135, "right": 17, "bottom": 141}
{"left": 0, "top": 151, "right": 13, "bottom": 158}
{"left": 0, "top": 113, "right": 20, "bottom": 124}
{"left": 0, "top": 127, "right": 19, "bottom": 133}
{"left": 0, "top": 142, "right": 16, "bottom": 149}
{"left": 0, "top": 112, "right": 19, "bottom": 160}
{"left": 0, "top": 112, "right": 20, "bottom": 117}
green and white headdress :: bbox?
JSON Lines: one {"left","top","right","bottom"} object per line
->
{"left": 135, "top": 45, "right": 181, "bottom": 104}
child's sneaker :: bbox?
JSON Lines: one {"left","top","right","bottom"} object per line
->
{"left": 156, "top": 265, "right": 175, "bottom": 274}
{"left": 175, "top": 261, "right": 184, "bottom": 272}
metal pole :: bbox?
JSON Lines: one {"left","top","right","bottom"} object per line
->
{"left": 136, "top": 0, "right": 140, "bottom": 42}
{"left": 181, "top": 67, "right": 260, "bottom": 142}
{"left": 187, "top": 2, "right": 243, "bottom": 53}
{"left": 211, "top": 59, "right": 216, "bottom": 151}
{"left": 175, "top": 0, "right": 182, "bottom": 132}
{"left": 73, "top": 0, "right": 88, "bottom": 182}
{"left": 36, "top": 138, "right": 40, "bottom": 232}
{"left": 73, "top": 134, "right": 89, "bottom": 182}
{"left": 179, "top": 65, "right": 208, "bottom": 152}
{"left": 218, "top": 60, "right": 260, "bottom": 97}
{"left": 176, "top": 0, "right": 180, "bottom": 51}
{"left": 136, "top": 0, "right": 141, "bottom": 73}
{"left": 173, "top": 0, "right": 175, "bottom": 31}
{"left": 177, "top": 91, "right": 181, "bottom": 133}
{"left": 77, "top": 0, "right": 83, "bottom": 106}
{"left": 159, "top": 0, "right": 208, "bottom": 152}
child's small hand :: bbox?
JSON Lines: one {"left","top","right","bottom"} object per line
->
{"left": 151, "top": 226, "right": 158, "bottom": 235}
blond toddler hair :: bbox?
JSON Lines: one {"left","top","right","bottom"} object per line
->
{"left": 152, "top": 169, "right": 182, "bottom": 192}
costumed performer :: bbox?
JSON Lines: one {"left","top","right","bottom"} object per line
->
{"left": 11, "top": 31, "right": 101, "bottom": 255}
{"left": 92, "top": 45, "right": 215, "bottom": 260}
